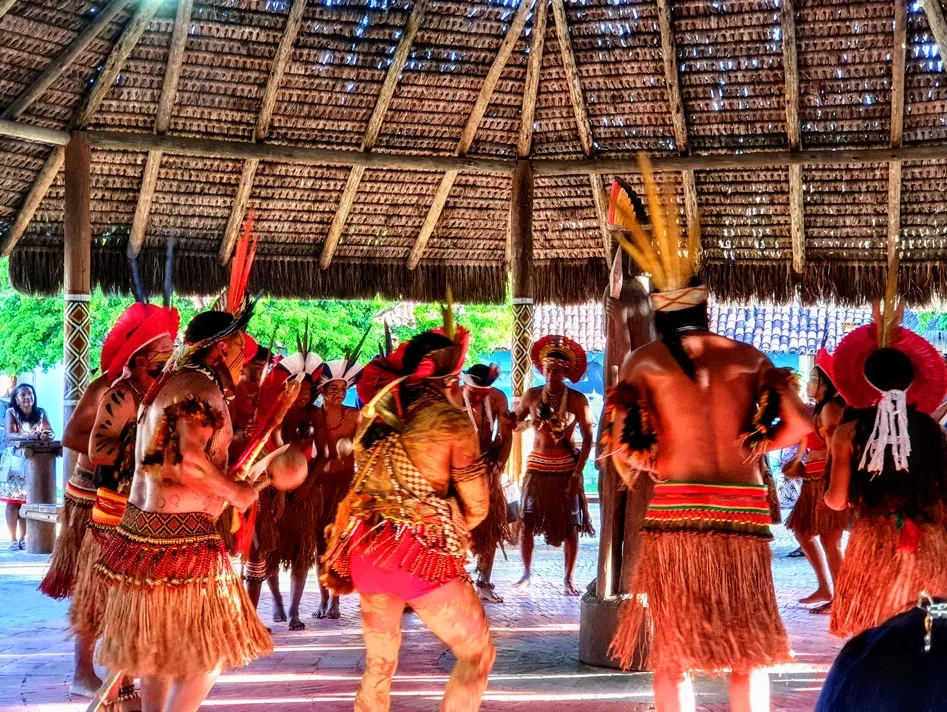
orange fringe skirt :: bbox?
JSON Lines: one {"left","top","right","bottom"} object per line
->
{"left": 785, "top": 465, "right": 849, "bottom": 538}
{"left": 69, "top": 488, "right": 127, "bottom": 640}
{"left": 96, "top": 504, "right": 272, "bottom": 678}
{"left": 610, "top": 482, "right": 791, "bottom": 676}
{"left": 38, "top": 465, "right": 97, "bottom": 600}
{"left": 831, "top": 515, "right": 947, "bottom": 638}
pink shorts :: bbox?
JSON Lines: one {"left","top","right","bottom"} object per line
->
{"left": 348, "top": 522, "right": 446, "bottom": 601}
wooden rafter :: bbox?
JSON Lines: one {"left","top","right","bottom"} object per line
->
{"left": 406, "top": 0, "right": 534, "bottom": 270}
{"left": 889, "top": 0, "right": 908, "bottom": 267}
{"left": 128, "top": 0, "right": 194, "bottom": 258}
{"left": 921, "top": 0, "right": 947, "bottom": 64}
{"left": 780, "top": 0, "right": 805, "bottom": 275}
{"left": 1, "top": 0, "right": 133, "bottom": 120}
{"left": 550, "top": 0, "right": 610, "bottom": 261}
{"left": 218, "top": 0, "right": 308, "bottom": 265}
{"left": 0, "top": 0, "right": 161, "bottom": 257}
{"left": 0, "top": 0, "right": 17, "bottom": 22}
{"left": 320, "top": 0, "right": 430, "bottom": 270}
{"left": 516, "top": 0, "right": 547, "bottom": 159}
{"left": 655, "top": 0, "right": 700, "bottom": 267}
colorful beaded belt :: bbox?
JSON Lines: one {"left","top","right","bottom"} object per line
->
{"left": 644, "top": 481, "right": 772, "bottom": 538}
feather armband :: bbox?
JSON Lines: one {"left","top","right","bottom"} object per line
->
{"left": 603, "top": 382, "right": 658, "bottom": 461}
{"left": 741, "top": 368, "right": 793, "bottom": 455}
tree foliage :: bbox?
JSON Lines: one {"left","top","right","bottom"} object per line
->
{"left": 0, "top": 258, "right": 513, "bottom": 374}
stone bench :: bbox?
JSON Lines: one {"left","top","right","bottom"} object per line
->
{"left": 19, "top": 503, "right": 62, "bottom": 524}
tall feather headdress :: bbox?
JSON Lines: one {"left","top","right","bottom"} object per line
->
{"left": 608, "top": 154, "right": 702, "bottom": 301}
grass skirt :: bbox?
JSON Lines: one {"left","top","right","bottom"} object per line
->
{"left": 96, "top": 504, "right": 273, "bottom": 677}
{"left": 831, "top": 515, "right": 947, "bottom": 638}
{"left": 38, "top": 466, "right": 96, "bottom": 599}
{"left": 316, "top": 469, "right": 353, "bottom": 555}
{"left": 244, "top": 490, "right": 280, "bottom": 582}
{"left": 785, "top": 477, "right": 850, "bottom": 538}
{"left": 610, "top": 482, "right": 791, "bottom": 676}
{"left": 522, "top": 453, "right": 593, "bottom": 547}
{"left": 275, "top": 490, "right": 319, "bottom": 572}
{"left": 471, "top": 461, "right": 508, "bottom": 570}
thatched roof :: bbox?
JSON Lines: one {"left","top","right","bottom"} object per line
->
{"left": 1, "top": 0, "right": 947, "bottom": 304}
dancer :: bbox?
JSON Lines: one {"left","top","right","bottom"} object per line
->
{"left": 96, "top": 307, "right": 272, "bottom": 712}
{"left": 270, "top": 347, "right": 322, "bottom": 630}
{"left": 2, "top": 384, "right": 53, "bottom": 548}
{"left": 514, "top": 334, "right": 594, "bottom": 596}
{"left": 39, "top": 368, "right": 111, "bottom": 697}
{"left": 311, "top": 350, "right": 364, "bottom": 620}
{"left": 825, "top": 276, "right": 947, "bottom": 638}
{"left": 463, "top": 363, "right": 512, "bottom": 603}
{"left": 605, "top": 160, "right": 810, "bottom": 712}
{"left": 70, "top": 301, "right": 178, "bottom": 708}
{"left": 322, "top": 318, "right": 495, "bottom": 711}
{"left": 784, "top": 349, "right": 848, "bottom": 611}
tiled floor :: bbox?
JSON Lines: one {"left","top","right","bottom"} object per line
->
{"left": 0, "top": 508, "right": 843, "bottom": 711}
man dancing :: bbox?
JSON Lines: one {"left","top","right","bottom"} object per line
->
{"left": 463, "top": 363, "right": 512, "bottom": 603}
{"left": 322, "top": 321, "right": 495, "bottom": 711}
{"left": 38, "top": 367, "right": 110, "bottom": 697}
{"left": 311, "top": 353, "right": 363, "bottom": 620}
{"left": 514, "top": 335, "right": 594, "bottom": 596}
{"left": 605, "top": 162, "right": 810, "bottom": 712}
{"left": 96, "top": 307, "right": 272, "bottom": 712}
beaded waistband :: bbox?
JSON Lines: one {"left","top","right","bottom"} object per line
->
{"left": 803, "top": 459, "right": 826, "bottom": 480}
{"left": 644, "top": 482, "right": 772, "bottom": 539}
{"left": 118, "top": 503, "right": 218, "bottom": 543}
{"left": 65, "top": 480, "right": 98, "bottom": 503}
{"left": 526, "top": 452, "right": 575, "bottom": 474}
{"left": 91, "top": 488, "right": 128, "bottom": 527}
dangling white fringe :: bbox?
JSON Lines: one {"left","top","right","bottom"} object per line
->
{"left": 859, "top": 389, "right": 911, "bottom": 475}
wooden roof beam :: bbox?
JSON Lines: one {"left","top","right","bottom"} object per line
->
{"left": 1, "top": 0, "right": 133, "bottom": 120}
{"left": 0, "top": 1, "right": 17, "bottom": 22}
{"left": 516, "top": 0, "right": 547, "bottom": 159}
{"left": 128, "top": 0, "right": 194, "bottom": 258}
{"left": 0, "top": 0, "right": 161, "bottom": 257}
{"left": 920, "top": 0, "right": 947, "bottom": 66}
{"left": 407, "top": 0, "right": 534, "bottom": 270}
{"left": 551, "top": 0, "right": 610, "bottom": 261}
{"left": 320, "top": 0, "right": 430, "bottom": 270}
{"left": 889, "top": 0, "right": 908, "bottom": 268}
{"left": 781, "top": 0, "right": 805, "bottom": 274}
{"left": 219, "top": 0, "right": 308, "bottom": 265}
{"left": 655, "top": 0, "right": 700, "bottom": 268}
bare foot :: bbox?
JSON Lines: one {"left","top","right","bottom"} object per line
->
{"left": 477, "top": 581, "right": 504, "bottom": 603}
{"left": 289, "top": 615, "right": 306, "bottom": 631}
{"left": 327, "top": 599, "right": 341, "bottom": 619}
{"left": 564, "top": 580, "right": 582, "bottom": 597}
{"left": 799, "top": 589, "right": 832, "bottom": 605}
{"left": 70, "top": 672, "right": 104, "bottom": 699}
{"left": 272, "top": 601, "right": 287, "bottom": 623}
{"left": 810, "top": 601, "right": 833, "bottom": 615}
{"left": 513, "top": 574, "right": 531, "bottom": 589}
{"left": 312, "top": 599, "right": 329, "bottom": 619}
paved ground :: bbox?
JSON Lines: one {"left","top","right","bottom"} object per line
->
{"left": 0, "top": 507, "right": 843, "bottom": 711}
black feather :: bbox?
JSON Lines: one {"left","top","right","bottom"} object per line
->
{"left": 128, "top": 255, "right": 148, "bottom": 304}
{"left": 163, "top": 235, "right": 175, "bottom": 308}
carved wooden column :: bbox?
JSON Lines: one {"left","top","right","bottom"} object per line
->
{"left": 509, "top": 159, "right": 534, "bottom": 483}
{"left": 63, "top": 132, "right": 92, "bottom": 480}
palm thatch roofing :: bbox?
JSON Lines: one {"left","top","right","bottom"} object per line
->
{"left": 1, "top": 0, "right": 947, "bottom": 304}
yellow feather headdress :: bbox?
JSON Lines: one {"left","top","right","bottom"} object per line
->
{"left": 607, "top": 154, "right": 700, "bottom": 294}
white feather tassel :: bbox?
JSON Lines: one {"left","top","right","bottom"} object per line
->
{"left": 859, "top": 389, "right": 912, "bottom": 476}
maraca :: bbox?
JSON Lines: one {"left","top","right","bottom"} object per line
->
{"left": 252, "top": 444, "right": 308, "bottom": 492}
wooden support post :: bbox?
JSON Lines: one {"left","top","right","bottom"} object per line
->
{"left": 62, "top": 132, "right": 92, "bottom": 481}
{"left": 921, "top": 0, "right": 947, "bottom": 66}
{"left": 510, "top": 159, "right": 534, "bottom": 485}
{"left": 781, "top": 0, "right": 805, "bottom": 275}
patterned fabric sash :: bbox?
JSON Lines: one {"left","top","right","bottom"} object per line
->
{"left": 65, "top": 480, "right": 98, "bottom": 505}
{"left": 526, "top": 452, "right": 575, "bottom": 475}
{"left": 91, "top": 488, "right": 128, "bottom": 528}
{"left": 644, "top": 482, "right": 773, "bottom": 539}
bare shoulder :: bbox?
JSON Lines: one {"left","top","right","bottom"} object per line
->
{"left": 489, "top": 387, "right": 509, "bottom": 410}
{"left": 157, "top": 370, "right": 225, "bottom": 410}
{"left": 567, "top": 388, "right": 590, "bottom": 408}
{"left": 821, "top": 400, "right": 845, "bottom": 425}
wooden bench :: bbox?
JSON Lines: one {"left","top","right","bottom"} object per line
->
{"left": 19, "top": 503, "right": 62, "bottom": 524}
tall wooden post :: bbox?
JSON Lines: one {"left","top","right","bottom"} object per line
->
{"left": 509, "top": 159, "right": 534, "bottom": 482}
{"left": 62, "top": 132, "right": 92, "bottom": 480}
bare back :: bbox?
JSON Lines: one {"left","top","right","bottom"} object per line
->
{"left": 625, "top": 333, "right": 772, "bottom": 484}
{"left": 130, "top": 369, "right": 233, "bottom": 516}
